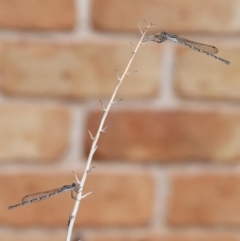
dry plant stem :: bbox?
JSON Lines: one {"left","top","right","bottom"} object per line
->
{"left": 66, "top": 23, "right": 152, "bottom": 241}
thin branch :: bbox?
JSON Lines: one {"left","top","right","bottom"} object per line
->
{"left": 65, "top": 23, "right": 153, "bottom": 241}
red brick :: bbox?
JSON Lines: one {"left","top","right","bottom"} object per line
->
{"left": 168, "top": 172, "right": 240, "bottom": 226}
{"left": 0, "top": 105, "right": 69, "bottom": 162}
{"left": 85, "top": 109, "right": 240, "bottom": 162}
{"left": 92, "top": 0, "right": 239, "bottom": 33}
{"left": 0, "top": 41, "right": 161, "bottom": 99}
{"left": 1, "top": 170, "right": 154, "bottom": 226}
{"left": 87, "top": 231, "right": 239, "bottom": 241}
{"left": 0, "top": 0, "right": 76, "bottom": 30}
{"left": 174, "top": 46, "right": 239, "bottom": 101}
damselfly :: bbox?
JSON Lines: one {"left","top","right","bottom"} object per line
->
{"left": 143, "top": 32, "right": 230, "bottom": 65}
{"left": 8, "top": 182, "right": 80, "bottom": 210}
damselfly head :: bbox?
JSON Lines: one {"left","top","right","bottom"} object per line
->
{"left": 143, "top": 32, "right": 166, "bottom": 43}
{"left": 73, "top": 182, "right": 81, "bottom": 192}
{"left": 72, "top": 182, "right": 79, "bottom": 188}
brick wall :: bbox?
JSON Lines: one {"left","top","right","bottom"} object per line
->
{"left": 0, "top": 0, "right": 240, "bottom": 240}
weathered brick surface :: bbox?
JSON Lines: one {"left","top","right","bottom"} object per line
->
{"left": 0, "top": 0, "right": 76, "bottom": 30}
{"left": 92, "top": 0, "right": 240, "bottom": 33}
{"left": 1, "top": 170, "right": 154, "bottom": 226}
{"left": 0, "top": 41, "right": 161, "bottom": 99}
{"left": 0, "top": 231, "right": 65, "bottom": 241}
{"left": 85, "top": 109, "right": 240, "bottom": 162}
{"left": 174, "top": 46, "right": 238, "bottom": 100}
{"left": 0, "top": 105, "right": 70, "bottom": 162}
{"left": 0, "top": 231, "right": 238, "bottom": 241}
{"left": 168, "top": 172, "right": 240, "bottom": 226}
{"left": 87, "top": 232, "right": 239, "bottom": 241}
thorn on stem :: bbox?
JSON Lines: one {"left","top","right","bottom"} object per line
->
{"left": 112, "top": 98, "right": 123, "bottom": 105}
{"left": 87, "top": 129, "right": 94, "bottom": 140}
{"left": 126, "top": 70, "right": 138, "bottom": 76}
{"left": 101, "top": 125, "right": 112, "bottom": 133}
{"left": 115, "top": 69, "right": 121, "bottom": 81}
{"left": 72, "top": 171, "right": 80, "bottom": 183}
{"left": 99, "top": 99, "right": 106, "bottom": 111}
{"left": 129, "top": 42, "right": 135, "bottom": 54}
{"left": 147, "top": 23, "right": 153, "bottom": 29}
{"left": 143, "top": 19, "right": 147, "bottom": 27}
{"left": 82, "top": 191, "right": 92, "bottom": 199}
{"left": 137, "top": 22, "right": 143, "bottom": 35}
{"left": 87, "top": 166, "right": 95, "bottom": 173}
